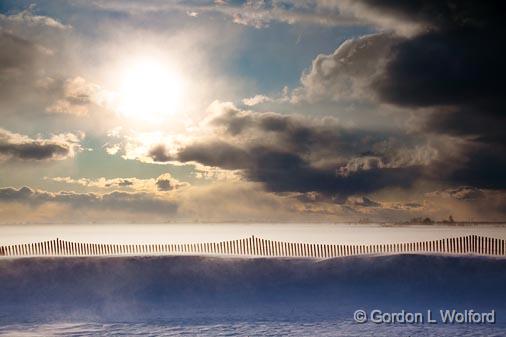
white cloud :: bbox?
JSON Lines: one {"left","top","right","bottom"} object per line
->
{"left": 0, "top": 4, "right": 71, "bottom": 30}
{"left": 186, "top": 10, "right": 199, "bottom": 18}
{"left": 293, "top": 33, "right": 400, "bottom": 103}
{"left": 242, "top": 94, "right": 272, "bottom": 106}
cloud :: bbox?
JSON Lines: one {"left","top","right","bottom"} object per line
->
{"left": 2, "top": 182, "right": 505, "bottom": 223}
{"left": 0, "top": 186, "right": 178, "bottom": 215}
{"left": 362, "top": 1, "right": 506, "bottom": 190}
{"left": 0, "top": 0, "right": 502, "bottom": 222}
{"left": 105, "top": 128, "right": 193, "bottom": 164}
{"left": 346, "top": 196, "right": 381, "bottom": 208}
{"left": 186, "top": 10, "right": 199, "bottom": 18}
{"left": 427, "top": 186, "right": 485, "bottom": 201}
{"left": 0, "top": 183, "right": 340, "bottom": 223}
{"left": 0, "top": 31, "right": 49, "bottom": 99}
{"left": 337, "top": 0, "right": 427, "bottom": 36}
{"left": 0, "top": 128, "right": 83, "bottom": 161}
{"left": 47, "top": 173, "right": 189, "bottom": 192}
{"left": 175, "top": 181, "right": 299, "bottom": 222}
{"left": 292, "top": 1, "right": 506, "bottom": 191}
{"left": 49, "top": 176, "right": 148, "bottom": 190}
{"left": 0, "top": 6, "right": 69, "bottom": 89}
{"left": 0, "top": 31, "right": 39, "bottom": 72}
{"left": 424, "top": 186, "right": 506, "bottom": 221}
{"left": 296, "top": 0, "right": 504, "bottom": 125}
{"left": 46, "top": 77, "right": 112, "bottom": 116}
{"left": 193, "top": 164, "right": 242, "bottom": 181}
{"left": 0, "top": 5, "right": 118, "bottom": 126}
{"left": 0, "top": 14, "right": 75, "bottom": 119}
{"left": 89, "top": 0, "right": 361, "bottom": 29}
{"left": 147, "top": 144, "right": 176, "bottom": 163}
{"left": 213, "top": 0, "right": 360, "bottom": 28}
{"left": 338, "top": 0, "right": 501, "bottom": 36}
{"left": 0, "top": 4, "right": 70, "bottom": 30}
{"left": 155, "top": 173, "right": 189, "bottom": 191}
{"left": 242, "top": 94, "right": 272, "bottom": 106}
{"left": 136, "top": 102, "right": 428, "bottom": 200}
{"left": 294, "top": 33, "right": 401, "bottom": 102}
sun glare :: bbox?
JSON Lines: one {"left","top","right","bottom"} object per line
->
{"left": 117, "top": 59, "right": 184, "bottom": 122}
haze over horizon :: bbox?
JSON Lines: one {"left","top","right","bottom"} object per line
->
{"left": 1, "top": 0, "right": 505, "bottom": 224}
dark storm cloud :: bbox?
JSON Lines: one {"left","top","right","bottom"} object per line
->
{"left": 307, "top": 1, "right": 505, "bottom": 141}
{"left": 178, "top": 141, "right": 251, "bottom": 170}
{"left": 355, "top": 0, "right": 506, "bottom": 190}
{"left": 444, "top": 143, "right": 506, "bottom": 189}
{"left": 422, "top": 108, "right": 506, "bottom": 145}
{"left": 0, "top": 186, "right": 178, "bottom": 214}
{"left": 344, "top": 0, "right": 505, "bottom": 137}
{"left": 353, "top": 0, "right": 504, "bottom": 31}
{"left": 207, "top": 103, "right": 409, "bottom": 158}
{"left": 296, "top": 1, "right": 505, "bottom": 191}
{"left": 148, "top": 141, "right": 251, "bottom": 170}
{"left": 238, "top": 146, "right": 419, "bottom": 198}
{"left": 0, "top": 128, "right": 82, "bottom": 161}
{"left": 148, "top": 106, "right": 424, "bottom": 200}
{"left": 375, "top": 31, "right": 495, "bottom": 105}
{"left": 187, "top": 143, "right": 419, "bottom": 200}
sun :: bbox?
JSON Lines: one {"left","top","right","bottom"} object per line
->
{"left": 116, "top": 58, "right": 185, "bottom": 122}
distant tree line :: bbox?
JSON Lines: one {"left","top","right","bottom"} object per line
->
{"left": 406, "top": 215, "right": 455, "bottom": 225}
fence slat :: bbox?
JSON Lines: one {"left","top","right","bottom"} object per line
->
{"left": 3, "top": 235, "right": 506, "bottom": 259}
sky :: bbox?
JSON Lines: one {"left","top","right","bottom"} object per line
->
{"left": 0, "top": 0, "right": 505, "bottom": 224}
